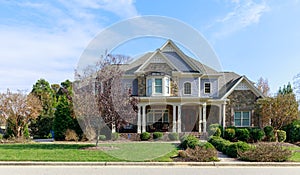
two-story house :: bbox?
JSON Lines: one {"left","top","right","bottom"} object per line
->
{"left": 117, "top": 40, "right": 264, "bottom": 134}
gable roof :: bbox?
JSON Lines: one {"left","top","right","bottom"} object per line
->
{"left": 220, "top": 75, "right": 265, "bottom": 99}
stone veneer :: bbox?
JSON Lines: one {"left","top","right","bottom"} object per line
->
{"left": 225, "top": 90, "right": 260, "bottom": 127}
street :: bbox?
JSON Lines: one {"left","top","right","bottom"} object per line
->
{"left": 1, "top": 165, "right": 299, "bottom": 175}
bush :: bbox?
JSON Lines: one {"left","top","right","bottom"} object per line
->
{"left": 23, "top": 124, "right": 30, "bottom": 139}
{"left": 208, "top": 124, "right": 222, "bottom": 137}
{"left": 198, "top": 141, "right": 215, "bottom": 150}
{"left": 111, "top": 132, "right": 119, "bottom": 141}
{"left": 239, "top": 143, "right": 292, "bottom": 162}
{"left": 224, "top": 128, "right": 236, "bottom": 141}
{"left": 209, "top": 136, "right": 231, "bottom": 153}
{"left": 65, "top": 129, "right": 78, "bottom": 141}
{"left": 264, "top": 126, "right": 275, "bottom": 141}
{"left": 179, "top": 134, "right": 188, "bottom": 143}
{"left": 98, "top": 135, "right": 106, "bottom": 141}
{"left": 250, "top": 128, "right": 265, "bottom": 142}
{"left": 153, "top": 132, "right": 163, "bottom": 140}
{"left": 180, "top": 135, "right": 199, "bottom": 149}
{"left": 168, "top": 132, "right": 179, "bottom": 141}
{"left": 0, "top": 134, "right": 3, "bottom": 140}
{"left": 235, "top": 128, "right": 250, "bottom": 141}
{"left": 184, "top": 146, "right": 218, "bottom": 162}
{"left": 277, "top": 130, "right": 286, "bottom": 142}
{"left": 226, "top": 141, "right": 251, "bottom": 158}
{"left": 140, "top": 132, "right": 151, "bottom": 141}
{"left": 283, "top": 121, "right": 300, "bottom": 142}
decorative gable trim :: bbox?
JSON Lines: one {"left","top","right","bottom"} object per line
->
{"left": 221, "top": 76, "right": 264, "bottom": 100}
{"left": 135, "top": 50, "right": 179, "bottom": 73}
{"left": 160, "top": 40, "right": 202, "bottom": 73}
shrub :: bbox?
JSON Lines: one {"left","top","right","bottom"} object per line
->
{"left": 23, "top": 124, "right": 30, "bottom": 139}
{"left": 264, "top": 126, "right": 275, "bottom": 141}
{"left": 224, "top": 128, "right": 236, "bottom": 141}
{"left": 0, "top": 134, "right": 3, "bottom": 140}
{"left": 111, "top": 132, "right": 119, "bottom": 141}
{"left": 140, "top": 132, "right": 151, "bottom": 141}
{"left": 180, "top": 135, "right": 199, "bottom": 149}
{"left": 65, "top": 129, "right": 78, "bottom": 141}
{"left": 235, "top": 128, "right": 250, "bottom": 141}
{"left": 239, "top": 143, "right": 292, "bottom": 162}
{"left": 209, "top": 136, "right": 231, "bottom": 153}
{"left": 184, "top": 146, "right": 218, "bottom": 162}
{"left": 277, "top": 130, "right": 286, "bottom": 142}
{"left": 153, "top": 132, "right": 163, "bottom": 140}
{"left": 250, "top": 128, "right": 265, "bottom": 142}
{"left": 168, "top": 132, "right": 179, "bottom": 141}
{"left": 198, "top": 141, "right": 215, "bottom": 150}
{"left": 208, "top": 124, "right": 222, "bottom": 137}
{"left": 226, "top": 141, "right": 251, "bottom": 158}
{"left": 179, "top": 134, "right": 188, "bottom": 143}
{"left": 283, "top": 121, "right": 300, "bottom": 142}
{"left": 98, "top": 135, "right": 106, "bottom": 141}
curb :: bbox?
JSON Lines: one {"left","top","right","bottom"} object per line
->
{"left": 0, "top": 161, "right": 300, "bottom": 167}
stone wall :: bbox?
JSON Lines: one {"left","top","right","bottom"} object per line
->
{"left": 225, "top": 90, "right": 260, "bottom": 127}
{"left": 144, "top": 63, "right": 173, "bottom": 75}
{"left": 137, "top": 76, "right": 146, "bottom": 96}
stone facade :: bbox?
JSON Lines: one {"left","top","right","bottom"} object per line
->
{"left": 225, "top": 90, "right": 260, "bottom": 127}
{"left": 144, "top": 63, "right": 173, "bottom": 75}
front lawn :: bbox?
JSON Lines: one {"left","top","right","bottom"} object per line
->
{"left": 287, "top": 146, "right": 300, "bottom": 162}
{"left": 0, "top": 142, "right": 178, "bottom": 162}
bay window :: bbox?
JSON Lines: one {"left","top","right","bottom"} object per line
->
{"left": 146, "top": 76, "right": 170, "bottom": 96}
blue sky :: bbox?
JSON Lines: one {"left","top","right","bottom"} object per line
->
{"left": 1, "top": 0, "right": 300, "bottom": 95}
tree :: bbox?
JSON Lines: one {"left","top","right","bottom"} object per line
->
{"left": 257, "top": 77, "right": 270, "bottom": 97}
{"left": 257, "top": 83, "right": 299, "bottom": 138}
{"left": 30, "top": 79, "right": 56, "bottom": 138}
{"left": 73, "top": 53, "right": 138, "bottom": 146}
{"left": 0, "top": 89, "right": 42, "bottom": 138}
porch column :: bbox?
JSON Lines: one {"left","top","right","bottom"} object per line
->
{"left": 198, "top": 105, "right": 202, "bottom": 133}
{"left": 172, "top": 105, "right": 177, "bottom": 133}
{"left": 142, "top": 105, "right": 146, "bottom": 133}
{"left": 203, "top": 103, "right": 207, "bottom": 133}
{"left": 177, "top": 105, "right": 182, "bottom": 133}
{"left": 137, "top": 105, "right": 141, "bottom": 133}
{"left": 111, "top": 123, "right": 116, "bottom": 133}
{"left": 222, "top": 102, "right": 226, "bottom": 129}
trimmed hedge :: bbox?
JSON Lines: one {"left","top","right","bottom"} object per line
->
{"left": 226, "top": 141, "right": 251, "bottom": 158}
{"left": 249, "top": 128, "right": 265, "bottom": 142}
{"left": 153, "top": 132, "right": 163, "bottom": 140}
{"left": 224, "top": 128, "right": 236, "bottom": 141}
{"left": 208, "top": 124, "right": 222, "bottom": 137}
{"left": 209, "top": 136, "right": 231, "bottom": 153}
{"left": 180, "top": 135, "right": 199, "bottom": 149}
{"left": 264, "top": 126, "right": 275, "bottom": 141}
{"left": 111, "top": 132, "right": 119, "bottom": 141}
{"left": 235, "top": 128, "right": 250, "bottom": 141}
{"left": 140, "top": 132, "right": 151, "bottom": 141}
{"left": 99, "top": 135, "right": 106, "bottom": 141}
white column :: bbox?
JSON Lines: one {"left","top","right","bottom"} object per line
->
{"left": 203, "top": 103, "right": 207, "bottom": 133}
{"left": 137, "top": 105, "right": 141, "bottom": 133}
{"left": 111, "top": 122, "right": 116, "bottom": 133}
{"left": 198, "top": 105, "right": 202, "bottom": 133}
{"left": 222, "top": 102, "right": 226, "bottom": 129}
{"left": 172, "top": 105, "right": 177, "bottom": 133}
{"left": 177, "top": 105, "right": 181, "bottom": 133}
{"left": 218, "top": 104, "right": 222, "bottom": 125}
{"left": 142, "top": 105, "right": 146, "bottom": 133}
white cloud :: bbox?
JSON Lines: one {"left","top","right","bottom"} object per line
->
{"left": 211, "top": 0, "right": 270, "bottom": 39}
{"left": 0, "top": 0, "right": 139, "bottom": 92}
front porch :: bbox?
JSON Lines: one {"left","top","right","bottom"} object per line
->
{"left": 135, "top": 98, "right": 227, "bottom": 133}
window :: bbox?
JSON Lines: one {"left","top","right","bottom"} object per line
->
{"left": 147, "top": 79, "right": 152, "bottom": 95}
{"left": 146, "top": 76, "right": 170, "bottom": 96}
{"left": 234, "top": 111, "right": 251, "bottom": 127}
{"left": 184, "top": 82, "right": 192, "bottom": 95}
{"left": 155, "top": 79, "right": 162, "bottom": 93}
{"left": 204, "top": 82, "right": 211, "bottom": 94}
{"left": 147, "top": 109, "right": 169, "bottom": 124}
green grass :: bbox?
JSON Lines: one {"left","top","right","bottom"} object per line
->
{"left": 287, "top": 146, "right": 300, "bottom": 162}
{"left": 0, "top": 142, "right": 178, "bottom": 162}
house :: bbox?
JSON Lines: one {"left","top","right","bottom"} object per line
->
{"left": 116, "top": 40, "right": 264, "bottom": 134}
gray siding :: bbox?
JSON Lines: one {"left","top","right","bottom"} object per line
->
{"left": 178, "top": 77, "right": 199, "bottom": 97}
{"left": 122, "top": 79, "right": 138, "bottom": 96}
{"left": 200, "top": 78, "right": 218, "bottom": 98}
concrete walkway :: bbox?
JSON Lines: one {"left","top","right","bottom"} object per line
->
{"left": 217, "top": 151, "right": 239, "bottom": 162}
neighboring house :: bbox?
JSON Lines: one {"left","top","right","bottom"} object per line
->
{"left": 117, "top": 40, "right": 264, "bottom": 134}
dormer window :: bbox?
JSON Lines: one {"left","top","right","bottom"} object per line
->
{"left": 146, "top": 76, "right": 170, "bottom": 96}
{"left": 204, "top": 82, "right": 211, "bottom": 94}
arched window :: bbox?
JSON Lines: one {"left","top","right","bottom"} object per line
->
{"left": 184, "top": 82, "right": 192, "bottom": 95}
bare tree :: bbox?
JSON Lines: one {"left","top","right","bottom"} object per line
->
{"left": 257, "top": 77, "right": 270, "bottom": 97}
{"left": 73, "top": 53, "right": 138, "bottom": 145}
{"left": 0, "top": 89, "right": 42, "bottom": 138}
